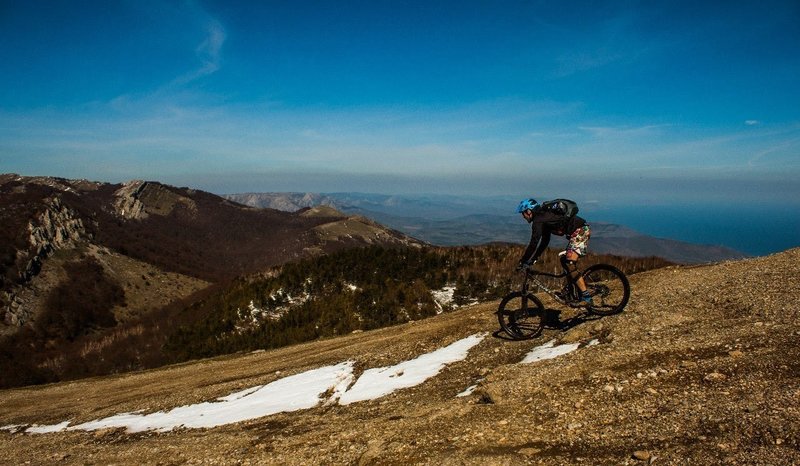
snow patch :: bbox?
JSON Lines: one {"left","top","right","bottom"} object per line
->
{"left": 521, "top": 339, "right": 598, "bottom": 364}
{"left": 57, "top": 362, "right": 355, "bottom": 433}
{"left": 339, "top": 333, "right": 486, "bottom": 405}
{"left": 431, "top": 285, "right": 457, "bottom": 313}
{"left": 16, "top": 334, "right": 486, "bottom": 434}
{"left": 26, "top": 421, "right": 71, "bottom": 434}
{"left": 456, "top": 382, "right": 481, "bottom": 398}
{"left": 431, "top": 285, "right": 456, "bottom": 305}
{"left": 0, "top": 424, "right": 24, "bottom": 433}
{"left": 4, "top": 335, "right": 607, "bottom": 435}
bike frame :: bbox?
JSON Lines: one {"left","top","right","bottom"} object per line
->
{"left": 522, "top": 267, "right": 578, "bottom": 305}
{"left": 499, "top": 261, "right": 629, "bottom": 339}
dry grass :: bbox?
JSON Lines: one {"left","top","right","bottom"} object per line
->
{"left": 1, "top": 249, "right": 797, "bottom": 465}
{"left": 78, "top": 324, "right": 145, "bottom": 359}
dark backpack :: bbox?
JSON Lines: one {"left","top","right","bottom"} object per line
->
{"left": 542, "top": 199, "right": 579, "bottom": 218}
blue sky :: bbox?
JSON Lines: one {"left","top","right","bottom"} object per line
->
{"left": 1, "top": 0, "right": 799, "bottom": 206}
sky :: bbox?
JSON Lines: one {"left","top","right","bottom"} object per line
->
{"left": 12, "top": 334, "right": 590, "bottom": 434}
{"left": 1, "top": 0, "right": 799, "bottom": 206}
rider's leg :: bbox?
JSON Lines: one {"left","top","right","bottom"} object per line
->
{"left": 565, "top": 224, "right": 591, "bottom": 295}
{"left": 564, "top": 250, "right": 587, "bottom": 293}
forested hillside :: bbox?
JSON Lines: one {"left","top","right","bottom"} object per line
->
{"left": 0, "top": 175, "right": 418, "bottom": 388}
{"left": 0, "top": 243, "right": 669, "bottom": 388}
{"left": 164, "top": 244, "right": 670, "bottom": 363}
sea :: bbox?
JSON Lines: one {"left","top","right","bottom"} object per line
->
{"left": 587, "top": 203, "right": 800, "bottom": 257}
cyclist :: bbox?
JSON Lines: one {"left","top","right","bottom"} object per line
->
{"left": 516, "top": 198, "right": 593, "bottom": 306}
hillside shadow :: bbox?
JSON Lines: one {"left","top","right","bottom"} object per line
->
{"left": 543, "top": 307, "right": 602, "bottom": 331}
{"left": 492, "top": 307, "right": 603, "bottom": 341}
{"left": 491, "top": 329, "right": 519, "bottom": 341}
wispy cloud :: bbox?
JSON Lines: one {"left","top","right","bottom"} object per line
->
{"left": 2, "top": 94, "right": 798, "bottom": 198}
{"left": 748, "top": 135, "right": 800, "bottom": 167}
{"left": 543, "top": 9, "right": 651, "bottom": 79}
{"left": 173, "top": 18, "right": 226, "bottom": 86}
{"left": 553, "top": 48, "right": 626, "bottom": 78}
{"left": 578, "top": 124, "right": 671, "bottom": 138}
{"left": 197, "top": 19, "right": 226, "bottom": 75}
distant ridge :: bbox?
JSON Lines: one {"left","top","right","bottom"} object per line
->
{"left": 224, "top": 192, "right": 748, "bottom": 264}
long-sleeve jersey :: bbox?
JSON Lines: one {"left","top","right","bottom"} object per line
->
{"left": 520, "top": 212, "right": 586, "bottom": 264}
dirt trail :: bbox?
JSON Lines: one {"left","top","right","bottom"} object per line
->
{"left": 1, "top": 249, "right": 799, "bottom": 465}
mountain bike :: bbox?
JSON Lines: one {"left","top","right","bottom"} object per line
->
{"left": 497, "top": 257, "right": 630, "bottom": 340}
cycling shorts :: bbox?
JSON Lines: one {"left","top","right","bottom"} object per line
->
{"left": 566, "top": 224, "right": 591, "bottom": 257}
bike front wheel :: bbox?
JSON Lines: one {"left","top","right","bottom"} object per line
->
{"left": 581, "top": 264, "right": 630, "bottom": 316}
{"left": 497, "top": 291, "right": 544, "bottom": 340}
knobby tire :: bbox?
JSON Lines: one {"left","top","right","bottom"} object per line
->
{"left": 581, "top": 264, "right": 630, "bottom": 316}
{"left": 497, "top": 291, "right": 544, "bottom": 340}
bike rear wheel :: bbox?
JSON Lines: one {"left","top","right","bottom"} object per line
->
{"left": 581, "top": 264, "right": 630, "bottom": 316}
{"left": 497, "top": 291, "right": 544, "bottom": 340}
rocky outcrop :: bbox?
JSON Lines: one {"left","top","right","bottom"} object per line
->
{"left": 113, "top": 180, "right": 198, "bottom": 219}
{"left": 24, "top": 197, "right": 86, "bottom": 280}
{"left": 1, "top": 292, "right": 27, "bottom": 328}
{"left": 3, "top": 197, "right": 86, "bottom": 327}
{"left": 113, "top": 180, "right": 149, "bottom": 220}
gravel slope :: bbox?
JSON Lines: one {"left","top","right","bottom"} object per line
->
{"left": 1, "top": 248, "right": 798, "bottom": 465}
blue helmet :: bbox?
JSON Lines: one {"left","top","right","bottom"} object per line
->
{"left": 516, "top": 198, "right": 540, "bottom": 213}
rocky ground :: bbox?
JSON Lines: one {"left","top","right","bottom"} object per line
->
{"left": 1, "top": 249, "right": 798, "bottom": 465}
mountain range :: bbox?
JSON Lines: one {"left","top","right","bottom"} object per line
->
{"left": 0, "top": 174, "right": 424, "bottom": 385}
{"left": 224, "top": 192, "right": 748, "bottom": 264}
{"left": 2, "top": 174, "right": 797, "bottom": 463}
{"left": 1, "top": 174, "right": 671, "bottom": 389}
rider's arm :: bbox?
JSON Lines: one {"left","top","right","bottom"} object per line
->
{"left": 532, "top": 230, "right": 551, "bottom": 262}
{"left": 520, "top": 221, "right": 545, "bottom": 265}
